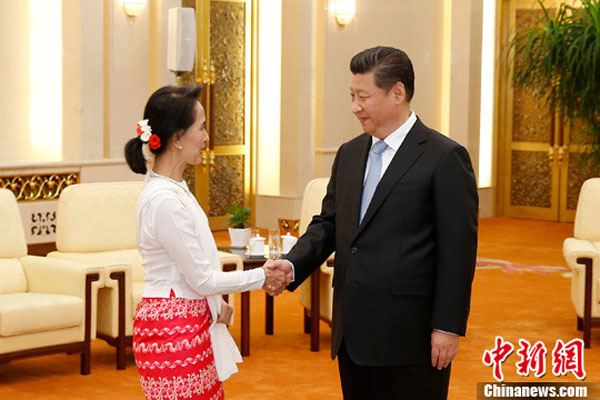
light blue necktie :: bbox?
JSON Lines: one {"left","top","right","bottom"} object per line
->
{"left": 360, "top": 140, "right": 388, "bottom": 223}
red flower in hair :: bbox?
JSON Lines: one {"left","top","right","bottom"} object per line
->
{"left": 137, "top": 125, "right": 143, "bottom": 136}
{"left": 148, "top": 134, "right": 161, "bottom": 150}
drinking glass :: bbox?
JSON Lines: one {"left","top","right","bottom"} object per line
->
{"left": 268, "top": 228, "right": 280, "bottom": 258}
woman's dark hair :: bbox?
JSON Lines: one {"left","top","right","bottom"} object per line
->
{"left": 124, "top": 85, "right": 203, "bottom": 174}
{"left": 350, "top": 46, "right": 415, "bottom": 101}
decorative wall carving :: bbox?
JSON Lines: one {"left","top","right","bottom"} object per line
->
{"left": 209, "top": 155, "right": 244, "bottom": 218}
{"left": 513, "top": 9, "right": 553, "bottom": 144}
{"left": 30, "top": 211, "right": 56, "bottom": 237}
{"left": 512, "top": 86, "right": 553, "bottom": 143}
{"left": 569, "top": 118, "right": 595, "bottom": 145}
{"left": 278, "top": 218, "right": 299, "bottom": 237}
{"left": 511, "top": 151, "right": 551, "bottom": 207}
{"left": 210, "top": 1, "right": 246, "bottom": 146}
{"left": 0, "top": 173, "right": 79, "bottom": 202}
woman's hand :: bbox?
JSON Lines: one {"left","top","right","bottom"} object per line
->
{"left": 262, "top": 265, "right": 288, "bottom": 296}
{"left": 216, "top": 298, "right": 233, "bottom": 325}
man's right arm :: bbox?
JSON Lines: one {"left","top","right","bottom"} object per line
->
{"left": 280, "top": 148, "right": 341, "bottom": 291}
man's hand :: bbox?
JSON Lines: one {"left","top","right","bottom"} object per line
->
{"left": 431, "top": 330, "right": 459, "bottom": 370}
{"left": 262, "top": 259, "right": 293, "bottom": 296}
{"left": 216, "top": 298, "right": 233, "bottom": 325}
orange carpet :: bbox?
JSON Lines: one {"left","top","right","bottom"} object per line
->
{"left": 1, "top": 217, "right": 598, "bottom": 399}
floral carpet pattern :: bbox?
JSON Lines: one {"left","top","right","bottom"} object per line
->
{"left": 476, "top": 258, "right": 571, "bottom": 277}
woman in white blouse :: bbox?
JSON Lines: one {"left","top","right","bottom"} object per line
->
{"left": 124, "top": 86, "right": 288, "bottom": 400}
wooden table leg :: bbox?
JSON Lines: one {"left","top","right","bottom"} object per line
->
{"left": 310, "top": 269, "right": 320, "bottom": 351}
{"left": 265, "top": 293, "right": 274, "bottom": 334}
{"left": 241, "top": 291, "right": 250, "bottom": 356}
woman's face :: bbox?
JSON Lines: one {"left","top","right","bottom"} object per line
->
{"left": 178, "top": 101, "right": 209, "bottom": 165}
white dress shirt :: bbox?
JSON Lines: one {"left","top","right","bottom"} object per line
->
{"left": 363, "top": 110, "right": 417, "bottom": 183}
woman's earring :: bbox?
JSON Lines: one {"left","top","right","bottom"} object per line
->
{"left": 178, "top": 145, "right": 183, "bottom": 150}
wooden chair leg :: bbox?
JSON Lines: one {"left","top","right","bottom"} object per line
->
{"left": 111, "top": 271, "right": 127, "bottom": 369}
{"left": 578, "top": 257, "right": 593, "bottom": 348}
{"left": 81, "top": 273, "right": 100, "bottom": 375}
{"left": 304, "top": 308, "right": 311, "bottom": 334}
{"left": 310, "top": 270, "right": 320, "bottom": 352}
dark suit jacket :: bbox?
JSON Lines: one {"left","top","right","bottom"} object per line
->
{"left": 286, "top": 118, "right": 478, "bottom": 366}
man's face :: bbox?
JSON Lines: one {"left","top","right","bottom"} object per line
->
{"left": 350, "top": 71, "right": 402, "bottom": 139}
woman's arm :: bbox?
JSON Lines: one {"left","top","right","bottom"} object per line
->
{"left": 152, "top": 196, "right": 267, "bottom": 296}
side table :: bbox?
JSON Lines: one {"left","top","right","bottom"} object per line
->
{"left": 219, "top": 247, "right": 274, "bottom": 357}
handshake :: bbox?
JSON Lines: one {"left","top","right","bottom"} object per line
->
{"left": 261, "top": 259, "right": 293, "bottom": 296}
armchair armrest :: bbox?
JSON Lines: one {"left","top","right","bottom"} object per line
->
{"left": 47, "top": 251, "right": 132, "bottom": 292}
{"left": 218, "top": 251, "right": 244, "bottom": 271}
{"left": 322, "top": 253, "right": 335, "bottom": 275}
{"left": 563, "top": 238, "right": 599, "bottom": 271}
{"left": 19, "top": 255, "right": 104, "bottom": 298}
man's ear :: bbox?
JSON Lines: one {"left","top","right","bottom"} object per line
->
{"left": 392, "top": 81, "right": 406, "bottom": 104}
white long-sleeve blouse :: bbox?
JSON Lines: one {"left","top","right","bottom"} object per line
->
{"left": 136, "top": 173, "right": 265, "bottom": 300}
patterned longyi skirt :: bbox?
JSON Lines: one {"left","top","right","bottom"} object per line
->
{"left": 133, "top": 292, "right": 224, "bottom": 400}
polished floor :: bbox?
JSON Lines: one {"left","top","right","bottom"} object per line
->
{"left": 1, "top": 217, "right": 597, "bottom": 399}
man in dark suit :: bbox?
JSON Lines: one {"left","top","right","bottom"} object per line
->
{"left": 267, "top": 46, "right": 478, "bottom": 399}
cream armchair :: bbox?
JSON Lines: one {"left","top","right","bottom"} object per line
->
{"left": 48, "top": 181, "right": 244, "bottom": 369}
{"left": 48, "top": 181, "right": 143, "bottom": 370}
{"left": 0, "top": 189, "right": 102, "bottom": 375}
{"left": 297, "top": 178, "right": 333, "bottom": 351}
{"left": 563, "top": 178, "right": 600, "bottom": 348}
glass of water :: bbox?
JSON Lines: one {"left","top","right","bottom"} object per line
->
{"left": 268, "top": 228, "right": 280, "bottom": 258}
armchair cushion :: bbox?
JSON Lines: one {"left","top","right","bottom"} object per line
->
{"left": 563, "top": 238, "right": 600, "bottom": 314}
{"left": 0, "top": 293, "right": 83, "bottom": 336}
{"left": 574, "top": 178, "right": 600, "bottom": 241}
{"left": 55, "top": 181, "right": 143, "bottom": 253}
{"left": 0, "top": 259, "right": 28, "bottom": 294}
{"left": 0, "top": 189, "right": 27, "bottom": 259}
{"left": 20, "top": 255, "right": 104, "bottom": 298}
{"left": 563, "top": 238, "right": 600, "bottom": 268}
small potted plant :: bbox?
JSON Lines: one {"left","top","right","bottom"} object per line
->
{"left": 227, "top": 205, "right": 251, "bottom": 248}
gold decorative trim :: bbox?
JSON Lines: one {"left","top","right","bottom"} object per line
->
{"left": 278, "top": 218, "right": 299, "bottom": 237}
{"left": 0, "top": 173, "right": 79, "bottom": 202}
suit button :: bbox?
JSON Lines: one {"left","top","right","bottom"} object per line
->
{"left": 350, "top": 247, "right": 358, "bottom": 254}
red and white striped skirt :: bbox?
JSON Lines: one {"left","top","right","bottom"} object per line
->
{"left": 133, "top": 292, "right": 224, "bottom": 400}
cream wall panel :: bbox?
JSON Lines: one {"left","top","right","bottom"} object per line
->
{"left": 81, "top": 0, "right": 105, "bottom": 160}
{"left": 0, "top": 1, "right": 30, "bottom": 164}
{"left": 319, "top": 0, "right": 444, "bottom": 154}
{"left": 149, "top": 0, "right": 180, "bottom": 92}
{"left": 63, "top": 0, "right": 83, "bottom": 161}
{"left": 108, "top": 0, "right": 150, "bottom": 159}
{"left": 280, "top": 0, "right": 317, "bottom": 198}
{"left": 254, "top": 194, "right": 303, "bottom": 231}
{"left": 273, "top": 0, "right": 488, "bottom": 223}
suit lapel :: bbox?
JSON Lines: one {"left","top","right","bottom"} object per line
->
{"left": 346, "top": 135, "right": 372, "bottom": 232}
{"left": 354, "top": 119, "right": 428, "bottom": 238}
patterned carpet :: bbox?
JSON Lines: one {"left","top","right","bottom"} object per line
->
{"left": 477, "top": 258, "right": 571, "bottom": 277}
{"left": 1, "top": 218, "right": 597, "bottom": 400}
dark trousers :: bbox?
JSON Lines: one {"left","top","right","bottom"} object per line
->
{"left": 338, "top": 340, "right": 451, "bottom": 400}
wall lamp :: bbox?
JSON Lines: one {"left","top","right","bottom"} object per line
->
{"left": 333, "top": 0, "right": 355, "bottom": 26}
{"left": 122, "top": 0, "right": 147, "bottom": 18}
